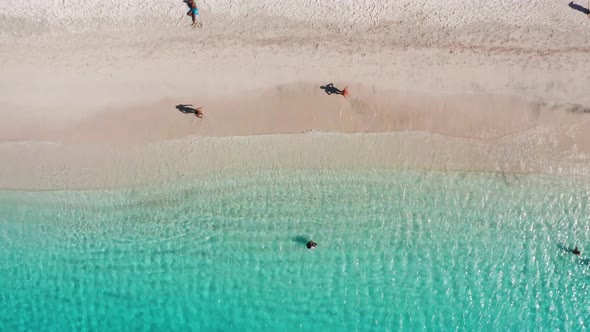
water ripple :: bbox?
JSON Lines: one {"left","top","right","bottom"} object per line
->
{"left": 1, "top": 170, "right": 590, "bottom": 330}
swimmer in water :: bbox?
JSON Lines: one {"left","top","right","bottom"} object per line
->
{"left": 573, "top": 247, "right": 581, "bottom": 256}
{"left": 306, "top": 240, "right": 317, "bottom": 249}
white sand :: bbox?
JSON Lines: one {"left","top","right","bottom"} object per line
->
{"left": 1, "top": 0, "right": 590, "bottom": 189}
{"left": 3, "top": 0, "right": 590, "bottom": 30}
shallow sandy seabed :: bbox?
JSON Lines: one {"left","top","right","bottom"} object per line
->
{"left": 1, "top": 2, "right": 590, "bottom": 189}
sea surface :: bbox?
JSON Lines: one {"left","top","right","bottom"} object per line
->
{"left": 1, "top": 169, "right": 589, "bottom": 331}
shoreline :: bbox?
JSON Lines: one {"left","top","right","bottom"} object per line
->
{"left": 1, "top": 85, "right": 589, "bottom": 191}
{"left": 1, "top": 128, "right": 590, "bottom": 191}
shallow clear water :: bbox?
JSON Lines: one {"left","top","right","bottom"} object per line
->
{"left": 1, "top": 170, "right": 590, "bottom": 331}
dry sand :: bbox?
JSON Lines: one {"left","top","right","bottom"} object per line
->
{"left": 1, "top": 0, "right": 590, "bottom": 189}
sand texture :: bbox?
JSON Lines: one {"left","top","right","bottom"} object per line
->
{"left": 1, "top": 0, "right": 590, "bottom": 189}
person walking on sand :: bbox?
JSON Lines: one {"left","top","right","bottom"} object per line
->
{"left": 193, "top": 107, "right": 204, "bottom": 118}
{"left": 184, "top": 0, "right": 201, "bottom": 27}
{"left": 341, "top": 86, "right": 349, "bottom": 98}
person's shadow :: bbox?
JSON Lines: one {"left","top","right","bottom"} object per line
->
{"left": 569, "top": 1, "right": 590, "bottom": 14}
{"left": 176, "top": 104, "right": 199, "bottom": 114}
{"left": 557, "top": 243, "right": 577, "bottom": 254}
{"left": 320, "top": 83, "right": 343, "bottom": 96}
{"left": 293, "top": 236, "right": 310, "bottom": 245}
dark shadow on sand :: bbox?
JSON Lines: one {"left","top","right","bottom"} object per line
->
{"left": 175, "top": 104, "right": 199, "bottom": 115}
{"left": 320, "top": 83, "right": 343, "bottom": 96}
{"left": 569, "top": 2, "right": 590, "bottom": 14}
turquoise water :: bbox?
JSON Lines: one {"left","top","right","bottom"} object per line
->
{"left": 1, "top": 170, "right": 590, "bottom": 331}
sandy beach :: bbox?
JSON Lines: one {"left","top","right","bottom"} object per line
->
{"left": 1, "top": 0, "right": 590, "bottom": 189}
